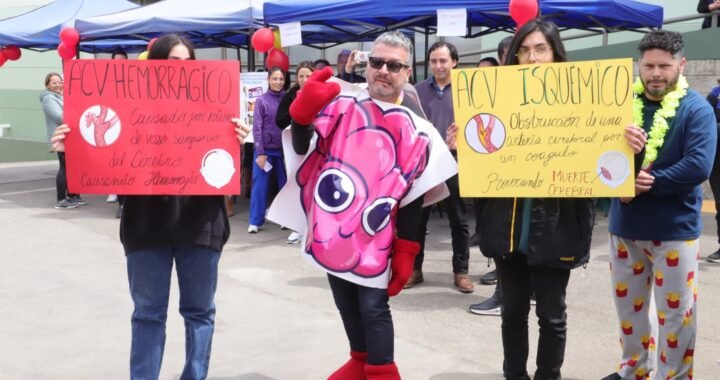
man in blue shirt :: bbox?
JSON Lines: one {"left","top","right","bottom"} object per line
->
{"left": 603, "top": 30, "right": 717, "bottom": 380}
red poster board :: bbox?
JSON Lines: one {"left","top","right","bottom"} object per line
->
{"left": 63, "top": 59, "right": 241, "bottom": 195}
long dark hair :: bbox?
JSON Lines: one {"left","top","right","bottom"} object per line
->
{"left": 267, "top": 66, "right": 289, "bottom": 91}
{"left": 292, "top": 60, "right": 315, "bottom": 89}
{"left": 148, "top": 34, "right": 196, "bottom": 60}
{"left": 505, "top": 19, "right": 566, "bottom": 65}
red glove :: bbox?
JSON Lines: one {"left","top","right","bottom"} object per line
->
{"left": 387, "top": 238, "right": 421, "bottom": 297}
{"left": 289, "top": 66, "right": 341, "bottom": 125}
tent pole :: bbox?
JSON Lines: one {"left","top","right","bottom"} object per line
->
{"left": 411, "top": 36, "right": 417, "bottom": 84}
{"left": 240, "top": 46, "right": 242, "bottom": 72}
{"left": 249, "top": 27, "right": 256, "bottom": 71}
{"left": 423, "top": 26, "right": 429, "bottom": 80}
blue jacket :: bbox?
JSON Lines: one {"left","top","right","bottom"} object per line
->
{"left": 39, "top": 89, "right": 63, "bottom": 149}
{"left": 610, "top": 89, "right": 717, "bottom": 240}
{"left": 252, "top": 89, "right": 285, "bottom": 155}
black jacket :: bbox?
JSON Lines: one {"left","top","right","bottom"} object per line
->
{"left": 478, "top": 197, "right": 595, "bottom": 269}
{"left": 698, "top": 0, "right": 718, "bottom": 29}
{"left": 275, "top": 85, "right": 300, "bottom": 130}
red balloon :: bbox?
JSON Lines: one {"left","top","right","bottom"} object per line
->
{"left": 57, "top": 42, "right": 76, "bottom": 60}
{"left": 251, "top": 28, "right": 275, "bottom": 53}
{"left": 147, "top": 37, "right": 158, "bottom": 52}
{"left": 509, "top": 0, "right": 539, "bottom": 27}
{"left": 60, "top": 27, "right": 80, "bottom": 46}
{"left": 0, "top": 51, "right": 7, "bottom": 67}
{"left": 2, "top": 45, "right": 21, "bottom": 61}
{"left": 265, "top": 48, "right": 289, "bottom": 72}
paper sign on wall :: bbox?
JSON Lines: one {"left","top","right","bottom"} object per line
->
{"left": 63, "top": 59, "right": 241, "bottom": 195}
{"left": 436, "top": 8, "right": 467, "bottom": 37}
{"left": 279, "top": 21, "right": 302, "bottom": 47}
{"left": 452, "top": 58, "right": 635, "bottom": 198}
{"left": 240, "top": 72, "right": 269, "bottom": 143}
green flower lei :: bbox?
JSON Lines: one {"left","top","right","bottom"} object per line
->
{"left": 632, "top": 75, "right": 689, "bottom": 168}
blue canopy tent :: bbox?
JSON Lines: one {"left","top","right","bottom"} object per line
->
{"left": 263, "top": 0, "right": 663, "bottom": 41}
{"left": 263, "top": 0, "right": 663, "bottom": 80}
{"left": 538, "top": 0, "right": 663, "bottom": 32}
{"left": 75, "top": 0, "right": 384, "bottom": 52}
{"left": 75, "top": 0, "right": 265, "bottom": 51}
{"left": 0, "top": 0, "right": 140, "bottom": 53}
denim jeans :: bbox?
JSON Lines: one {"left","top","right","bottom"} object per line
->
{"left": 327, "top": 274, "right": 394, "bottom": 365}
{"left": 126, "top": 245, "right": 220, "bottom": 380}
{"left": 249, "top": 149, "right": 287, "bottom": 226}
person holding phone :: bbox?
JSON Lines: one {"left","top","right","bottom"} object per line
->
{"left": 341, "top": 49, "right": 367, "bottom": 83}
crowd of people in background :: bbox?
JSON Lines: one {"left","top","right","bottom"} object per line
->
{"left": 40, "top": 19, "right": 720, "bottom": 379}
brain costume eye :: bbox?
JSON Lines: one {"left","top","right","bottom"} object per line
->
{"left": 314, "top": 168, "right": 356, "bottom": 213}
{"left": 362, "top": 197, "right": 397, "bottom": 236}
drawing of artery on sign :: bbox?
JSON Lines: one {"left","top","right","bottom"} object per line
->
{"left": 473, "top": 114, "right": 498, "bottom": 153}
{"left": 465, "top": 113, "right": 505, "bottom": 155}
{"left": 82, "top": 105, "right": 120, "bottom": 147}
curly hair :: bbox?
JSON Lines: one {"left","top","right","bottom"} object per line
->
{"left": 638, "top": 30, "right": 684, "bottom": 56}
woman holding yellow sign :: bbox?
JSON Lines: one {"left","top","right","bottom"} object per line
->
{"left": 448, "top": 19, "right": 645, "bottom": 380}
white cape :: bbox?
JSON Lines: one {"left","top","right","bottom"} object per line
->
{"left": 268, "top": 79, "right": 457, "bottom": 288}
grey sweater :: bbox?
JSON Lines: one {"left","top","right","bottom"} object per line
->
{"left": 414, "top": 78, "right": 454, "bottom": 140}
{"left": 40, "top": 90, "right": 63, "bottom": 150}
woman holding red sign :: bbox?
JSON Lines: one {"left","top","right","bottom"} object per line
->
{"left": 51, "top": 34, "right": 250, "bottom": 380}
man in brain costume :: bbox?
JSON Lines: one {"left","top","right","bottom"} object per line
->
{"left": 268, "top": 31, "right": 456, "bottom": 379}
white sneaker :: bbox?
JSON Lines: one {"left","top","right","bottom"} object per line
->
{"left": 248, "top": 224, "right": 259, "bottom": 233}
{"left": 106, "top": 194, "right": 118, "bottom": 203}
{"left": 287, "top": 231, "right": 301, "bottom": 244}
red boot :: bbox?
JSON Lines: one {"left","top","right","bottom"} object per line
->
{"left": 365, "top": 362, "right": 401, "bottom": 379}
{"left": 327, "top": 351, "right": 368, "bottom": 380}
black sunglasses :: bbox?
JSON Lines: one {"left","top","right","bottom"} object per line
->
{"left": 368, "top": 56, "right": 409, "bottom": 73}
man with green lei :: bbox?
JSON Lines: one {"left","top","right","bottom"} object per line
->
{"left": 603, "top": 31, "right": 717, "bottom": 380}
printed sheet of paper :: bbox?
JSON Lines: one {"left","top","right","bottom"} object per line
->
{"left": 436, "top": 8, "right": 467, "bottom": 37}
{"left": 279, "top": 21, "right": 303, "bottom": 47}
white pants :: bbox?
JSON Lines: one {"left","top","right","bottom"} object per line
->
{"left": 609, "top": 235, "right": 698, "bottom": 379}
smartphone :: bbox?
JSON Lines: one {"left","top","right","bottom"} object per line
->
{"left": 355, "top": 51, "right": 370, "bottom": 63}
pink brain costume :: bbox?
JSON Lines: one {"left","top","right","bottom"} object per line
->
{"left": 269, "top": 82, "right": 455, "bottom": 289}
{"left": 299, "top": 96, "right": 430, "bottom": 277}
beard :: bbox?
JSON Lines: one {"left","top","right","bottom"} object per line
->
{"left": 367, "top": 72, "right": 403, "bottom": 101}
{"left": 642, "top": 73, "right": 679, "bottom": 99}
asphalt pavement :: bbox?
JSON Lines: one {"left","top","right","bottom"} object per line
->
{"left": 1, "top": 160, "right": 719, "bottom": 379}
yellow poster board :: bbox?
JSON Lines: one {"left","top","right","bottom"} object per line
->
{"left": 452, "top": 58, "right": 635, "bottom": 198}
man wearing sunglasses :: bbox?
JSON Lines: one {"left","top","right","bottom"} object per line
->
{"left": 409, "top": 41, "right": 474, "bottom": 294}
{"left": 284, "top": 31, "right": 455, "bottom": 379}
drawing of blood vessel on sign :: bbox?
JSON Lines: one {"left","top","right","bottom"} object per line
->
{"left": 596, "top": 150, "right": 630, "bottom": 188}
{"left": 464, "top": 113, "right": 505, "bottom": 154}
{"left": 79, "top": 105, "right": 121, "bottom": 147}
